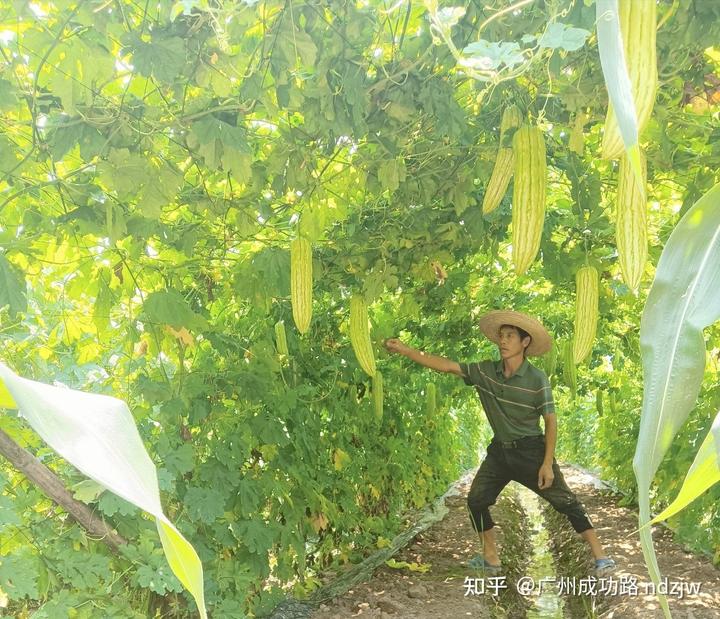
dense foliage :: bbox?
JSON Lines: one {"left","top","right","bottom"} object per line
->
{"left": 1, "top": 0, "right": 720, "bottom": 616}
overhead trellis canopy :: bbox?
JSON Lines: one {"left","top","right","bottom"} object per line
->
{"left": 1, "top": 1, "right": 718, "bottom": 275}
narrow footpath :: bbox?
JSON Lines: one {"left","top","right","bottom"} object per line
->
{"left": 308, "top": 464, "right": 720, "bottom": 619}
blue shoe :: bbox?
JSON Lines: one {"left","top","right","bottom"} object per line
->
{"left": 594, "top": 557, "right": 616, "bottom": 575}
{"left": 467, "top": 555, "right": 502, "bottom": 573}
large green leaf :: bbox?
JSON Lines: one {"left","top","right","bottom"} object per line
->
{"left": 595, "top": 0, "right": 641, "bottom": 174}
{"left": 633, "top": 182, "right": 720, "bottom": 618}
{"left": 143, "top": 290, "right": 208, "bottom": 331}
{"left": 0, "top": 362, "right": 207, "bottom": 619}
{"left": 0, "top": 381, "right": 13, "bottom": 408}
{"left": 649, "top": 410, "right": 720, "bottom": 525}
{"left": 0, "top": 254, "right": 27, "bottom": 318}
{"left": 125, "top": 33, "right": 187, "bottom": 83}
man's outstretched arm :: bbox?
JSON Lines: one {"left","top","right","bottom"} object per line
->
{"left": 384, "top": 338, "right": 464, "bottom": 376}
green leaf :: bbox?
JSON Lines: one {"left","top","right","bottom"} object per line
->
{"left": 234, "top": 247, "right": 290, "bottom": 304}
{"left": 277, "top": 26, "right": 318, "bottom": 68}
{"left": 98, "top": 491, "right": 138, "bottom": 517}
{"left": 633, "top": 182, "right": 720, "bottom": 618}
{"left": 0, "top": 254, "right": 27, "bottom": 318}
{"left": 71, "top": 479, "right": 106, "bottom": 504}
{"left": 236, "top": 519, "right": 276, "bottom": 554}
{"left": 162, "top": 442, "right": 195, "bottom": 475}
{"left": 143, "top": 290, "right": 208, "bottom": 331}
{"left": 53, "top": 551, "right": 112, "bottom": 590}
{"left": 433, "top": 6, "right": 465, "bottom": 33}
{"left": 538, "top": 23, "right": 590, "bottom": 52}
{"left": 106, "top": 203, "right": 127, "bottom": 244}
{"left": 648, "top": 410, "right": 720, "bottom": 525}
{"left": 98, "top": 148, "right": 151, "bottom": 198}
{"left": 0, "top": 495, "right": 21, "bottom": 531}
{"left": 461, "top": 40, "right": 525, "bottom": 70}
{"left": 0, "top": 362, "right": 208, "bottom": 618}
{"left": 221, "top": 148, "right": 252, "bottom": 182}
{"left": 298, "top": 202, "right": 329, "bottom": 242}
{"left": 0, "top": 78, "right": 18, "bottom": 111}
{"left": 139, "top": 163, "right": 183, "bottom": 218}
{"left": 385, "top": 101, "right": 415, "bottom": 122}
{"left": 50, "top": 71, "right": 82, "bottom": 115}
{"left": 188, "top": 118, "right": 250, "bottom": 174}
{"left": 47, "top": 116, "right": 80, "bottom": 160}
{"left": 595, "top": 0, "right": 638, "bottom": 154}
{"left": 0, "top": 550, "right": 40, "bottom": 600}
{"left": 135, "top": 560, "right": 182, "bottom": 594}
{"left": 184, "top": 486, "right": 226, "bottom": 523}
{"left": 0, "top": 135, "right": 19, "bottom": 175}
{"left": 76, "top": 124, "right": 109, "bottom": 161}
{"left": 378, "top": 159, "right": 405, "bottom": 192}
{"left": 127, "top": 34, "right": 187, "bottom": 83}
{"left": 236, "top": 479, "right": 262, "bottom": 514}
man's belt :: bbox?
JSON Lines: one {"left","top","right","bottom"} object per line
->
{"left": 493, "top": 435, "right": 544, "bottom": 449}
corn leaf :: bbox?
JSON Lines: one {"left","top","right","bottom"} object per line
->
{"left": 0, "top": 381, "right": 14, "bottom": 408}
{"left": 633, "top": 182, "right": 720, "bottom": 618}
{"left": 595, "top": 0, "right": 642, "bottom": 178}
{"left": 649, "top": 410, "right": 720, "bottom": 525}
{"left": 0, "top": 361, "right": 207, "bottom": 618}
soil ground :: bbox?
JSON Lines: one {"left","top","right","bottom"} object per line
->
{"left": 308, "top": 463, "right": 720, "bottom": 619}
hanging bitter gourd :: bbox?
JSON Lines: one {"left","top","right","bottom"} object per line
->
{"left": 541, "top": 343, "right": 558, "bottom": 380}
{"left": 274, "top": 320, "right": 289, "bottom": 356}
{"left": 563, "top": 340, "right": 577, "bottom": 399}
{"left": 349, "top": 295, "right": 376, "bottom": 377}
{"left": 482, "top": 105, "right": 523, "bottom": 214}
{"left": 290, "top": 237, "right": 312, "bottom": 334}
{"left": 616, "top": 149, "right": 647, "bottom": 293}
{"left": 609, "top": 391, "right": 618, "bottom": 416}
{"left": 511, "top": 125, "right": 547, "bottom": 276}
{"left": 573, "top": 266, "right": 599, "bottom": 364}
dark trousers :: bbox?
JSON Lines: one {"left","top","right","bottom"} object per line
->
{"left": 467, "top": 436, "right": 594, "bottom": 534}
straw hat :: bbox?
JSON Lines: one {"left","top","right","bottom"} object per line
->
{"left": 478, "top": 310, "right": 552, "bottom": 357}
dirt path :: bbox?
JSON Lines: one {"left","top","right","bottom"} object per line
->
{"left": 310, "top": 469, "right": 532, "bottom": 619}
{"left": 307, "top": 464, "right": 720, "bottom": 618}
{"left": 558, "top": 466, "right": 720, "bottom": 618}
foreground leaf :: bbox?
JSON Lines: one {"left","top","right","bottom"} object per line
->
{"left": 0, "top": 381, "right": 14, "bottom": 408}
{"left": 649, "top": 410, "right": 720, "bottom": 525}
{"left": 0, "top": 362, "right": 207, "bottom": 618}
{"left": 633, "top": 182, "right": 720, "bottom": 618}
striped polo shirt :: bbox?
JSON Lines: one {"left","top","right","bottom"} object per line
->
{"left": 458, "top": 358, "right": 555, "bottom": 442}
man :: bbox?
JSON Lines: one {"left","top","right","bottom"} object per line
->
{"left": 384, "top": 309, "right": 616, "bottom": 575}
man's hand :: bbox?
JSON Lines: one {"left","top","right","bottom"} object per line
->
{"left": 384, "top": 338, "right": 411, "bottom": 355}
{"left": 538, "top": 463, "right": 554, "bottom": 490}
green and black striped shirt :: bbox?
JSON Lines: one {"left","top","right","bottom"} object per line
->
{"left": 458, "top": 358, "right": 555, "bottom": 442}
